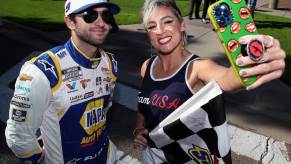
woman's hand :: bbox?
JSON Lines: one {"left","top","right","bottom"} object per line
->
{"left": 37, "top": 146, "right": 45, "bottom": 164}
{"left": 236, "top": 35, "right": 286, "bottom": 90}
{"left": 133, "top": 127, "right": 148, "bottom": 148}
{"left": 37, "top": 136, "right": 45, "bottom": 164}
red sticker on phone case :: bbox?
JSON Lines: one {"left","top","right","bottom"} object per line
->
{"left": 231, "top": 0, "right": 241, "bottom": 4}
{"left": 230, "top": 22, "right": 241, "bottom": 34}
{"left": 245, "top": 22, "right": 256, "bottom": 32}
{"left": 228, "top": 39, "right": 239, "bottom": 52}
{"left": 220, "top": 26, "right": 226, "bottom": 32}
{"left": 239, "top": 7, "right": 251, "bottom": 19}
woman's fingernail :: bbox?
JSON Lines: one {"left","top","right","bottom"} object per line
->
{"left": 246, "top": 86, "right": 253, "bottom": 90}
{"left": 240, "top": 71, "right": 247, "bottom": 77}
{"left": 239, "top": 37, "right": 247, "bottom": 44}
{"left": 236, "top": 60, "right": 243, "bottom": 66}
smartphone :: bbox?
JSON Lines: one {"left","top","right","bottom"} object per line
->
{"left": 208, "top": 0, "right": 264, "bottom": 86}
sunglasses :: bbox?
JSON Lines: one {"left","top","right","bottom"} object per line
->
{"left": 79, "top": 10, "right": 114, "bottom": 24}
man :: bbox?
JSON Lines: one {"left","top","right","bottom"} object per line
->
{"left": 5, "top": 0, "right": 120, "bottom": 163}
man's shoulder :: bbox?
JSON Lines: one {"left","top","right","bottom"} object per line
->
{"left": 101, "top": 50, "right": 117, "bottom": 63}
{"left": 103, "top": 50, "right": 115, "bottom": 58}
{"left": 29, "top": 49, "right": 63, "bottom": 89}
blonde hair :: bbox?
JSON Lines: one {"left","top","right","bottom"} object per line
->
{"left": 142, "top": 0, "right": 188, "bottom": 45}
{"left": 142, "top": 0, "right": 183, "bottom": 27}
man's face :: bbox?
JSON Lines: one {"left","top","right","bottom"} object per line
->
{"left": 71, "top": 7, "right": 113, "bottom": 46}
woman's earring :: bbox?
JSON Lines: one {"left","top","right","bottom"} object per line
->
{"left": 182, "top": 40, "right": 185, "bottom": 50}
{"left": 182, "top": 32, "right": 188, "bottom": 50}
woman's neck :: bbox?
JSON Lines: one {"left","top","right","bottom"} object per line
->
{"left": 158, "top": 48, "right": 190, "bottom": 72}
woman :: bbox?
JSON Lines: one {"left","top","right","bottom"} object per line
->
{"left": 134, "top": 0, "right": 285, "bottom": 163}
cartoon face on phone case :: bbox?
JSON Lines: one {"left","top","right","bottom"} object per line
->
{"left": 208, "top": 0, "right": 263, "bottom": 86}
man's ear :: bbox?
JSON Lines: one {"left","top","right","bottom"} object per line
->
{"left": 110, "top": 17, "right": 119, "bottom": 33}
{"left": 64, "top": 16, "right": 76, "bottom": 30}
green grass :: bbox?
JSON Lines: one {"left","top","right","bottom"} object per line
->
{"left": 0, "top": 0, "right": 65, "bottom": 30}
{"left": 0, "top": 0, "right": 290, "bottom": 85}
{"left": 111, "top": 0, "right": 190, "bottom": 24}
{"left": 254, "top": 13, "right": 291, "bottom": 86}
{"left": 0, "top": 0, "right": 189, "bottom": 30}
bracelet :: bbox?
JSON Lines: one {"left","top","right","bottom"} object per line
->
{"left": 133, "top": 127, "right": 144, "bottom": 137}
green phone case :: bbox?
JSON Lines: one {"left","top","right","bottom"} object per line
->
{"left": 208, "top": 0, "right": 258, "bottom": 86}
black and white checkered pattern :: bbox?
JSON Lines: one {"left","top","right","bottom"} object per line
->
{"left": 147, "top": 81, "right": 232, "bottom": 164}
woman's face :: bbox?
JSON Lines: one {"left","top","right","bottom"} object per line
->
{"left": 145, "top": 6, "right": 185, "bottom": 55}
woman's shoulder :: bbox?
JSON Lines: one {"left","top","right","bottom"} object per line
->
{"left": 141, "top": 57, "right": 153, "bottom": 79}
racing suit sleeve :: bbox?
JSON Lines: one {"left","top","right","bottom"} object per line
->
{"left": 5, "top": 62, "right": 52, "bottom": 163}
{"left": 104, "top": 52, "right": 118, "bottom": 111}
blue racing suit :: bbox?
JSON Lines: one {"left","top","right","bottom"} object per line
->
{"left": 5, "top": 39, "right": 118, "bottom": 164}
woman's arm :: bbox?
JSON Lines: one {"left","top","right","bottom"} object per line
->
{"left": 196, "top": 59, "right": 241, "bottom": 92}
{"left": 133, "top": 112, "right": 148, "bottom": 147}
{"left": 195, "top": 35, "right": 285, "bottom": 92}
{"left": 133, "top": 59, "right": 150, "bottom": 147}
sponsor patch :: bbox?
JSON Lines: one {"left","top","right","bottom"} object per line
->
{"left": 80, "top": 79, "right": 91, "bottom": 89}
{"left": 15, "top": 85, "right": 31, "bottom": 93}
{"left": 62, "top": 66, "right": 83, "bottom": 82}
{"left": 101, "top": 67, "right": 110, "bottom": 75}
{"left": 12, "top": 108, "right": 27, "bottom": 122}
{"left": 97, "top": 87, "right": 103, "bottom": 95}
{"left": 66, "top": 81, "right": 78, "bottom": 93}
{"left": 105, "top": 84, "right": 110, "bottom": 93}
{"left": 84, "top": 91, "right": 94, "bottom": 99}
{"left": 103, "top": 77, "right": 111, "bottom": 83}
{"left": 96, "top": 77, "right": 102, "bottom": 86}
{"left": 10, "top": 100, "right": 31, "bottom": 108}
{"left": 79, "top": 99, "right": 106, "bottom": 147}
{"left": 38, "top": 60, "right": 58, "bottom": 79}
{"left": 18, "top": 74, "right": 33, "bottom": 81}
{"left": 13, "top": 94, "right": 30, "bottom": 102}
{"left": 70, "top": 91, "right": 94, "bottom": 103}
{"left": 56, "top": 49, "right": 67, "bottom": 59}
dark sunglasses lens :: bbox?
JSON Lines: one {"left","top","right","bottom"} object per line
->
{"left": 83, "top": 10, "right": 98, "bottom": 23}
{"left": 101, "top": 11, "right": 113, "bottom": 24}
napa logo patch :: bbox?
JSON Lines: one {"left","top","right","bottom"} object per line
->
{"left": 79, "top": 99, "right": 106, "bottom": 147}
{"left": 188, "top": 144, "right": 213, "bottom": 164}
